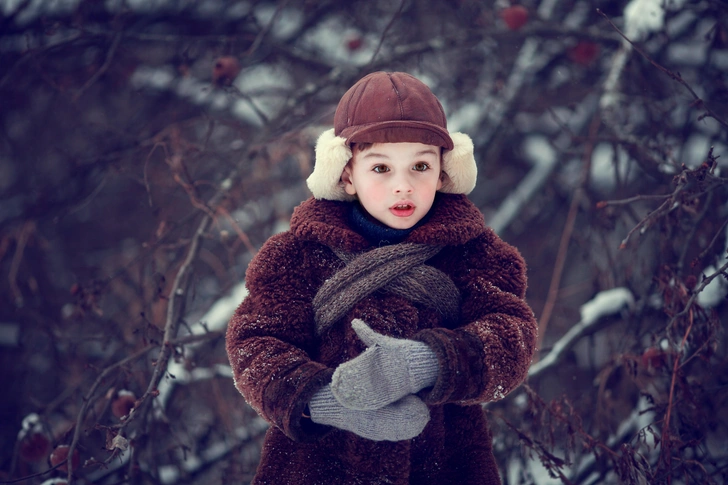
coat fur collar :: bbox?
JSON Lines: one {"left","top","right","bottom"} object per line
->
{"left": 290, "top": 193, "right": 486, "bottom": 252}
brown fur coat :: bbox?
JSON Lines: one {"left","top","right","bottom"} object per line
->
{"left": 226, "top": 194, "right": 537, "bottom": 484}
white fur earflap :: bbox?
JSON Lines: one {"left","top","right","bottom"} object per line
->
{"left": 307, "top": 128, "right": 477, "bottom": 200}
{"left": 441, "top": 132, "right": 477, "bottom": 195}
{"left": 307, "top": 128, "right": 356, "bottom": 201}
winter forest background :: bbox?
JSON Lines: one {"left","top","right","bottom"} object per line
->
{"left": 1, "top": 0, "right": 727, "bottom": 483}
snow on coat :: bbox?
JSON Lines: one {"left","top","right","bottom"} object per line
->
{"left": 226, "top": 193, "right": 537, "bottom": 484}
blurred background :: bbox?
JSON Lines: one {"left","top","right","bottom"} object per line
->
{"left": 1, "top": 0, "right": 726, "bottom": 483}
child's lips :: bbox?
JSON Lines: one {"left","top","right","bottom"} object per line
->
{"left": 390, "top": 201, "right": 416, "bottom": 217}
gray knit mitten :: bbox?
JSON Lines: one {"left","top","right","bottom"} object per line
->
{"left": 331, "top": 319, "right": 440, "bottom": 411}
{"left": 308, "top": 384, "right": 430, "bottom": 441}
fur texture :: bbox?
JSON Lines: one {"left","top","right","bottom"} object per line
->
{"left": 226, "top": 194, "right": 537, "bottom": 484}
{"left": 307, "top": 128, "right": 478, "bottom": 200}
{"left": 441, "top": 132, "right": 477, "bottom": 195}
{"left": 306, "top": 128, "right": 355, "bottom": 201}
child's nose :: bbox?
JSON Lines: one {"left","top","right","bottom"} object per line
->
{"left": 393, "top": 175, "right": 414, "bottom": 194}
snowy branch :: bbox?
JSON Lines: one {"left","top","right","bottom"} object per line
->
{"left": 529, "top": 288, "right": 635, "bottom": 380}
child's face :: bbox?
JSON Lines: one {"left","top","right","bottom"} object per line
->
{"left": 342, "top": 142, "right": 443, "bottom": 230}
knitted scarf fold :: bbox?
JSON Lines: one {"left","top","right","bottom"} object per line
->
{"left": 313, "top": 243, "right": 461, "bottom": 335}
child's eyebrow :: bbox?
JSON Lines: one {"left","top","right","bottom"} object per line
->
{"left": 360, "top": 152, "right": 390, "bottom": 160}
{"left": 360, "top": 148, "right": 438, "bottom": 160}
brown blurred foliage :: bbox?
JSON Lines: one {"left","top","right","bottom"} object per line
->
{"left": 0, "top": 0, "right": 726, "bottom": 484}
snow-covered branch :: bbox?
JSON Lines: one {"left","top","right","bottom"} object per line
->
{"left": 529, "top": 288, "right": 635, "bottom": 379}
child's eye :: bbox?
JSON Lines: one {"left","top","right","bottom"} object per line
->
{"left": 413, "top": 162, "right": 430, "bottom": 172}
{"left": 372, "top": 165, "right": 390, "bottom": 173}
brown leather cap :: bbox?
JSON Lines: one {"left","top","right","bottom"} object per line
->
{"left": 334, "top": 72, "right": 454, "bottom": 150}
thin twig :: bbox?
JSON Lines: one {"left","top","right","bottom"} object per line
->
{"left": 597, "top": 9, "right": 728, "bottom": 129}
{"left": 66, "top": 212, "right": 213, "bottom": 484}
{"left": 0, "top": 459, "right": 70, "bottom": 484}
{"left": 102, "top": 30, "right": 255, "bottom": 43}
{"left": 64, "top": 171, "right": 111, "bottom": 217}
{"left": 218, "top": 207, "right": 257, "bottom": 257}
{"left": 227, "top": 86, "right": 271, "bottom": 125}
{"left": 143, "top": 142, "right": 166, "bottom": 208}
{"left": 126, "top": 216, "right": 211, "bottom": 415}
{"left": 73, "top": 32, "right": 122, "bottom": 102}
{"left": 168, "top": 330, "right": 224, "bottom": 347}
{"left": 662, "top": 309, "right": 694, "bottom": 473}
{"left": 537, "top": 115, "right": 601, "bottom": 353}
{"left": 666, "top": 258, "right": 728, "bottom": 333}
{"left": 677, "top": 191, "right": 714, "bottom": 273}
{"left": 597, "top": 193, "right": 672, "bottom": 208}
{"left": 65, "top": 344, "right": 156, "bottom": 482}
{"left": 67, "top": 169, "right": 240, "bottom": 483}
{"left": 698, "top": 216, "right": 728, "bottom": 260}
{"left": 528, "top": 312, "right": 619, "bottom": 380}
{"left": 0, "top": 31, "right": 83, "bottom": 90}
{"left": 8, "top": 221, "right": 35, "bottom": 307}
{"left": 243, "top": 0, "right": 290, "bottom": 58}
{"left": 618, "top": 196, "right": 674, "bottom": 249}
{"left": 366, "top": 0, "right": 406, "bottom": 67}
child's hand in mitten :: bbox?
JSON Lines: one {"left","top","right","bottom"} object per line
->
{"left": 308, "top": 384, "right": 430, "bottom": 441}
{"left": 331, "top": 319, "right": 439, "bottom": 410}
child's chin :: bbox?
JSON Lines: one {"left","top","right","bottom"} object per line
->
{"left": 384, "top": 218, "right": 419, "bottom": 230}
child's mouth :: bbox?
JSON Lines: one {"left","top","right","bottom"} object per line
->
{"left": 390, "top": 203, "right": 415, "bottom": 217}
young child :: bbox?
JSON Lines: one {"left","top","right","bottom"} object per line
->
{"left": 226, "top": 71, "right": 537, "bottom": 484}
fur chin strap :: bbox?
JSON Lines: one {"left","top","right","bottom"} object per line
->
{"left": 307, "top": 128, "right": 478, "bottom": 201}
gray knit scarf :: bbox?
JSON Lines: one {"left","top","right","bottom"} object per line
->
{"left": 313, "top": 243, "right": 461, "bottom": 335}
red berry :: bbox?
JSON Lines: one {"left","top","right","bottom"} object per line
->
{"left": 212, "top": 56, "right": 240, "bottom": 86}
{"left": 500, "top": 5, "right": 529, "bottom": 31}
{"left": 683, "top": 274, "right": 697, "bottom": 290}
{"left": 568, "top": 41, "right": 600, "bottom": 65}
{"left": 19, "top": 432, "right": 51, "bottom": 463}
{"left": 111, "top": 393, "right": 136, "bottom": 419}
{"left": 641, "top": 348, "right": 666, "bottom": 370}
{"left": 346, "top": 37, "right": 363, "bottom": 51}
{"left": 49, "top": 445, "right": 80, "bottom": 473}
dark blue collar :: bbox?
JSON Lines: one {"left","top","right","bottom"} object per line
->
{"left": 349, "top": 203, "right": 425, "bottom": 246}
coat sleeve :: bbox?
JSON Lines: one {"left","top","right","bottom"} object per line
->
{"left": 415, "top": 228, "right": 538, "bottom": 405}
{"left": 225, "top": 232, "right": 334, "bottom": 442}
